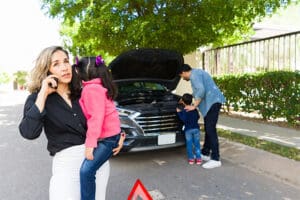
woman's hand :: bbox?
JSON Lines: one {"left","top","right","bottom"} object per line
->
{"left": 40, "top": 75, "right": 58, "bottom": 96}
{"left": 35, "top": 75, "right": 59, "bottom": 113}
{"left": 85, "top": 147, "right": 94, "bottom": 160}
{"left": 113, "top": 132, "right": 126, "bottom": 156}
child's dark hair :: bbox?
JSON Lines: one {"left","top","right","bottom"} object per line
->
{"left": 181, "top": 93, "right": 193, "bottom": 105}
{"left": 69, "top": 66, "right": 82, "bottom": 100}
{"left": 73, "top": 56, "right": 118, "bottom": 100}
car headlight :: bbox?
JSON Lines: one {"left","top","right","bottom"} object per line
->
{"left": 117, "top": 107, "right": 143, "bottom": 135}
{"left": 116, "top": 107, "right": 140, "bottom": 118}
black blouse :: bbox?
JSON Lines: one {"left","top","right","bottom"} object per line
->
{"left": 19, "top": 92, "right": 87, "bottom": 156}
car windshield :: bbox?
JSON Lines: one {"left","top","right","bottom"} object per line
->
{"left": 117, "top": 81, "right": 167, "bottom": 94}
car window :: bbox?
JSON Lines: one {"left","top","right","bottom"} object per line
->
{"left": 143, "top": 82, "right": 165, "bottom": 90}
{"left": 118, "top": 82, "right": 166, "bottom": 94}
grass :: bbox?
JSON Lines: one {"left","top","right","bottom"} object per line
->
{"left": 216, "top": 128, "right": 300, "bottom": 161}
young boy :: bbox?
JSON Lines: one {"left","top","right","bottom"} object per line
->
{"left": 176, "top": 93, "right": 202, "bottom": 165}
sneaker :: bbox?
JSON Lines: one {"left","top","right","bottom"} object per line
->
{"left": 202, "top": 160, "right": 221, "bottom": 169}
{"left": 201, "top": 154, "right": 211, "bottom": 161}
{"left": 188, "top": 159, "right": 195, "bottom": 165}
{"left": 196, "top": 159, "right": 202, "bottom": 165}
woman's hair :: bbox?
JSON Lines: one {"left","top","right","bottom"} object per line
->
{"left": 27, "top": 46, "right": 81, "bottom": 100}
{"left": 27, "top": 46, "right": 69, "bottom": 93}
{"left": 73, "top": 56, "right": 118, "bottom": 100}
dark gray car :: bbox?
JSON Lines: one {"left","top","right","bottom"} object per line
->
{"left": 109, "top": 48, "right": 185, "bottom": 152}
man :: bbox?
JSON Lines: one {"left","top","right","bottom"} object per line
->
{"left": 178, "top": 64, "right": 225, "bottom": 169}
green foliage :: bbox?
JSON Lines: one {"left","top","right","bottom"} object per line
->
{"left": 0, "top": 72, "right": 11, "bottom": 84}
{"left": 215, "top": 71, "right": 300, "bottom": 124}
{"left": 41, "top": 0, "right": 294, "bottom": 56}
{"left": 13, "top": 71, "right": 28, "bottom": 86}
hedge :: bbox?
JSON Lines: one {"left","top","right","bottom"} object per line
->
{"left": 214, "top": 71, "right": 300, "bottom": 124}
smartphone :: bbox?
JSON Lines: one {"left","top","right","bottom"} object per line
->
{"left": 47, "top": 72, "right": 58, "bottom": 89}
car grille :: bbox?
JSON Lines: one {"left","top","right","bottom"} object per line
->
{"left": 135, "top": 112, "right": 182, "bottom": 134}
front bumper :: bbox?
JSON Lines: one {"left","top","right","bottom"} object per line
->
{"left": 121, "top": 133, "right": 185, "bottom": 152}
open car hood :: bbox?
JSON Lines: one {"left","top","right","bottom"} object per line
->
{"left": 108, "top": 48, "right": 183, "bottom": 90}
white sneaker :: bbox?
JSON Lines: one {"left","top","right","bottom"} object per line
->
{"left": 202, "top": 160, "right": 222, "bottom": 169}
{"left": 201, "top": 154, "right": 211, "bottom": 161}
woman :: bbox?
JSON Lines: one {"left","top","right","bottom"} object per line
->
{"left": 19, "top": 46, "right": 124, "bottom": 200}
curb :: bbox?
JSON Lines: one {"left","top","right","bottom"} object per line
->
{"left": 219, "top": 137, "right": 300, "bottom": 189}
{"left": 217, "top": 115, "right": 300, "bottom": 150}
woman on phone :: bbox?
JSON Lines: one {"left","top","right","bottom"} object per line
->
{"left": 19, "top": 46, "right": 124, "bottom": 200}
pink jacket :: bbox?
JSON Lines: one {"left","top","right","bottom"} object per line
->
{"left": 79, "top": 78, "right": 121, "bottom": 148}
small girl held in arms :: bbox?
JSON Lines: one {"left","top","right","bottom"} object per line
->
{"left": 74, "top": 56, "right": 125, "bottom": 200}
{"left": 176, "top": 93, "right": 202, "bottom": 165}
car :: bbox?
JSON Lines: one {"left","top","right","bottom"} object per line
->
{"left": 108, "top": 48, "right": 185, "bottom": 152}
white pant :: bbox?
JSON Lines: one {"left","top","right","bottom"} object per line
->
{"left": 49, "top": 144, "right": 110, "bottom": 200}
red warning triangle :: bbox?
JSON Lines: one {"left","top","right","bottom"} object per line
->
{"left": 127, "top": 179, "right": 153, "bottom": 200}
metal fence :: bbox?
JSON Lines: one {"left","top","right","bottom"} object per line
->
{"left": 200, "top": 31, "right": 300, "bottom": 76}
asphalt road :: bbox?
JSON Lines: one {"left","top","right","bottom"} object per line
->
{"left": 1, "top": 91, "right": 299, "bottom": 200}
{"left": 108, "top": 147, "right": 300, "bottom": 200}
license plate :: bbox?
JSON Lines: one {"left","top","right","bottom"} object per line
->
{"left": 158, "top": 133, "right": 176, "bottom": 145}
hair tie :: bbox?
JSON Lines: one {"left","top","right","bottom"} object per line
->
{"left": 95, "top": 55, "right": 105, "bottom": 67}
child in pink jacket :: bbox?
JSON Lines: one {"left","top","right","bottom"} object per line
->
{"left": 74, "top": 56, "right": 123, "bottom": 200}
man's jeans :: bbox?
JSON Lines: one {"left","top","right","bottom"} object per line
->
{"left": 80, "top": 134, "right": 120, "bottom": 200}
{"left": 185, "top": 128, "right": 201, "bottom": 160}
{"left": 202, "top": 103, "right": 221, "bottom": 161}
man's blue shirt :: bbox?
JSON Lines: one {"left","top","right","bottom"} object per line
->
{"left": 190, "top": 69, "right": 226, "bottom": 117}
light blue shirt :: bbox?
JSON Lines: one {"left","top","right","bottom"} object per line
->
{"left": 190, "top": 69, "right": 226, "bottom": 117}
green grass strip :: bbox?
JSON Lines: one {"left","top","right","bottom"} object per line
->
{"left": 216, "top": 128, "right": 300, "bottom": 161}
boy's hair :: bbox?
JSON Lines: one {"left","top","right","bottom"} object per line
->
{"left": 181, "top": 93, "right": 193, "bottom": 105}
{"left": 73, "top": 56, "right": 118, "bottom": 100}
{"left": 178, "top": 64, "right": 192, "bottom": 74}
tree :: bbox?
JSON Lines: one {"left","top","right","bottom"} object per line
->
{"left": 13, "top": 70, "right": 28, "bottom": 89}
{"left": 41, "top": 0, "right": 296, "bottom": 56}
{"left": 0, "top": 72, "right": 11, "bottom": 84}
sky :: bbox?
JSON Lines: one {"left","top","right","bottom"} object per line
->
{"left": 0, "top": 0, "right": 62, "bottom": 73}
